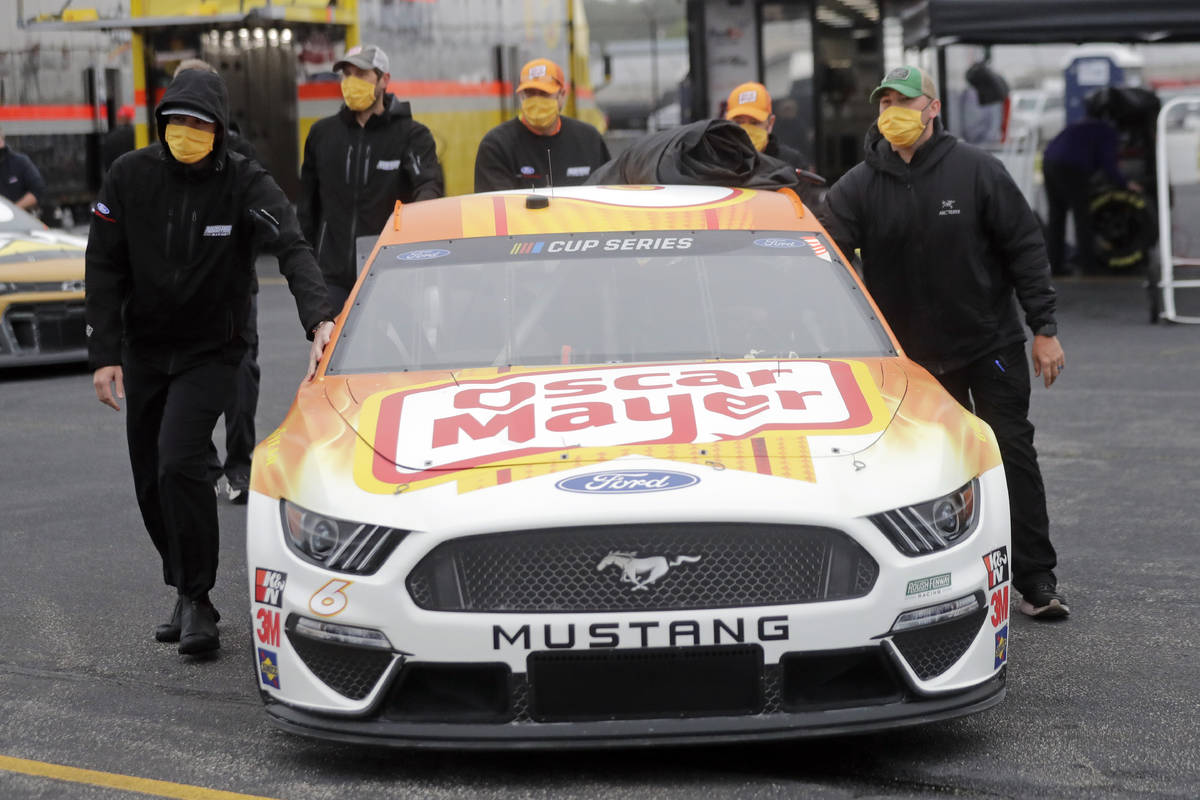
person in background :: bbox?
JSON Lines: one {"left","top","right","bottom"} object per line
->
{"left": 86, "top": 68, "right": 334, "bottom": 656}
{"left": 0, "top": 125, "right": 48, "bottom": 213}
{"left": 1042, "top": 104, "right": 1141, "bottom": 276}
{"left": 174, "top": 57, "right": 263, "bottom": 503}
{"left": 101, "top": 108, "right": 136, "bottom": 174}
{"left": 822, "top": 65, "right": 1070, "bottom": 620}
{"left": 474, "top": 58, "right": 610, "bottom": 192}
{"left": 299, "top": 44, "right": 443, "bottom": 312}
{"left": 724, "top": 82, "right": 815, "bottom": 174}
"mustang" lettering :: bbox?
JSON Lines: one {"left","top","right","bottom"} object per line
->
{"left": 491, "top": 615, "right": 790, "bottom": 650}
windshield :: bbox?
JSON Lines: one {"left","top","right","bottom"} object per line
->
{"left": 327, "top": 230, "right": 894, "bottom": 374}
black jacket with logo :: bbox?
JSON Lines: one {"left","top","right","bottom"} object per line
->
{"left": 0, "top": 146, "right": 47, "bottom": 206}
{"left": 298, "top": 96, "right": 443, "bottom": 293}
{"left": 821, "top": 120, "right": 1056, "bottom": 374}
{"left": 474, "top": 117, "right": 611, "bottom": 193}
{"left": 85, "top": 69, "right": 332, "bottom": 372}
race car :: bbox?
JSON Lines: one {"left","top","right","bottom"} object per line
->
{"left": 247, "top": 185, "right": 1012, "bottom": 748}
{"left": 0, "top": 196, "right": 88, "bottom": 367}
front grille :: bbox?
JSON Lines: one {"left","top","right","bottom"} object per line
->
{"left": 890, "top": 605, "right": 989, "bottom": 680}
{"left": 5, "top": 301, "right": 86, "bottom": 352}
{"left": 527, "top": 645, "right": 763, "bottom": 722}
{"left": 376, "top": 647, "right": 905, "bottom": 725}
{"left": 406, "top": 523, "right": 878, "bottom": 613}
{"left": 286, "top": 630, "right": 394, "bottom": 700}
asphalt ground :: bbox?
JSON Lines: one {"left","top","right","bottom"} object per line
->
{"left": 1, "top": 271, "right": 1197, "bottom": 799}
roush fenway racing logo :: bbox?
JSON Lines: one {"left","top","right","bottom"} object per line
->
{"left": 359, "top": 360, "right": 882, "bottom": 486}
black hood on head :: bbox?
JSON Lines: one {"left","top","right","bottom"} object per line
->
{"left": 154, "top": 69, "right": 230, "bottom": 168}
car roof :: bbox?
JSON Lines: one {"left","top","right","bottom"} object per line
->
{"left": 373, "top": 185, "right": 825, "bottom": 250}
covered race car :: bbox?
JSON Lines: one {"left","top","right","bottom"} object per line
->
{"left": 0, "top": 197, "right": 87, "bottom": 367}
{"left": 247, "top": 185, "right": 1012, "bottom": 748}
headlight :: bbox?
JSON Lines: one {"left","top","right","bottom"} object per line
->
{"left": 890, "top": 592, "right": 983, "bottom": 632}
{"left": 280, "top": 500, "right": 408, "bottom": 574}
{"left": 289, "top": 614, "right": 394, "bottom": 650}
{"left": 868, "top": 479, "right": 979, "bottom": 556}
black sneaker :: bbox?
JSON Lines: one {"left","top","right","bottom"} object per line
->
{"left": 179, "top": 599, "right": 221, "bottom": 655}
{"left": 1018, "top": 583, "right": 1070, "bottom": 619}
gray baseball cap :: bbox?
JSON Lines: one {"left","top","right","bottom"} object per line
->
{"left": 159, "top": 105, "right": 216, "bottom": 124}
{"left": 334, "top": 44, "right": 389, "bottom": 75}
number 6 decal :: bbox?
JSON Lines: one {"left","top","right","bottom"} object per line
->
{"left": 309, "top": 579, "right": 353, "bottom": 617}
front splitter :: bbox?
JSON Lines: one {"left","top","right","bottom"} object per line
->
{"left": 262, "top": 671, "right": 1005, "bottom": 750}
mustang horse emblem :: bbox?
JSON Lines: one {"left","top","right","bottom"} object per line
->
{"left": 597, "top": 551, "right": 702, "bottom": 590}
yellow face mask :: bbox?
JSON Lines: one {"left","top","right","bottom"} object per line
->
{"left": 164, "top": 123, "right": 215, "bottom": 165}
{"left": 521, "top": 95, "right": 560, "bottom": 130}
{"left": 341, "top": 74, "right": 378, "bottom": 112}
{"left": 878, "top": 104, "right": 929, "bottom": 148}
{"left": 739, "top": 122, "right": 769, "bottom": 152}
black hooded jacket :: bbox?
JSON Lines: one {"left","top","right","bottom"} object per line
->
{"left": 298, "top": 95, "right": 443, "bottom": 293}
{"left": 821, "top": 120, "right": 1056, "bottom": 374}
{"left": 85, "top": 69, "right": 332, "bottom": 372}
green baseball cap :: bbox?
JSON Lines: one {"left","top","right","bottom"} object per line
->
{"left": 869, "top": 65, "right": 939, "bottom": 104}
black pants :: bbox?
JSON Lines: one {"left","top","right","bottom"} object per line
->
{"left": 933, "top": 342, "right": 1058, "bottom": 593}
{"left": 125, "top": 356, "right": 237, "bottom": 599}
{"left": 207, "top": 295, "right": 260, "bottom": 488}
{"left": 1043, "top": 160, "right": 1094, "bottom": 275}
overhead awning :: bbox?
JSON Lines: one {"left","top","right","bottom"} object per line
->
{"left": 19, "top": 4, "right": 354, "bottom": 33}
{"left": 899, "top": 0, "right": 1200, "bottom": 49}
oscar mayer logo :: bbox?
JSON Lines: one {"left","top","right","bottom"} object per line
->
{"left": 358, "top": 361, "right": 883, "bottom": 487}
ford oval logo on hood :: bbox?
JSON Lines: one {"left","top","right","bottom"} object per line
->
{"left": 556, "top": 470, "right": 699, "bottom": 494}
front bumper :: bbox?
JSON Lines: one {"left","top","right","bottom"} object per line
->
{"left": 262, "top": 671, "right": 1005, "bottom": 749}
{"left": 0, "top": 294, "right": 87, "bottom": 367}
{"left": 247, "top": 462, "right": 1012, "bottom": 746}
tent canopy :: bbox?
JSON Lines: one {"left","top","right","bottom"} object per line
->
{"left": 900, "top": 0, "right": 1200, "bottom": 49}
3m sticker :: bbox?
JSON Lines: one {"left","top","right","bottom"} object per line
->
{"left": 990, "top": 585, "right": 1010, "bottom": 628}
{"left": 254, "top": 568, "right": 287, "bottom": 608}
{"left": 258, "top": 648, "right": 281, "bottom": 689}
{"left": 994, "top": 624, "right": 1008, "bottom": 668}
{"left": 982, "top": 547, "right": 1010, "bottom": 590}
{"left": 256, "top": 608, "right": 281, "bottom": 647}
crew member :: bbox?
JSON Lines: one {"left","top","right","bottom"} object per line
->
{"left": 1043, "top": 104, "right": 1140, "bottom": 275}
{"left": 821, "top": 65, "right": 1070, "bottom": 619}
{"left": 86, "top": 69, "right": 334, "bottom": 656}
{"left": 0, "top": 125, "right": 47, "bottom": 212}
{"left": 299, "top": 44, "right": 443, "bottom": 312}
{"left": 724, "top": 82, "right": 815, "bottom": 173}
{"left": 174, "top": 58, "right": 262, "bottom": 503}
{"left": 101, "top": 108, "right": 136, "bottom": 174}
{"left": 474, "top": 58, "right": 610, "bottom": 192}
